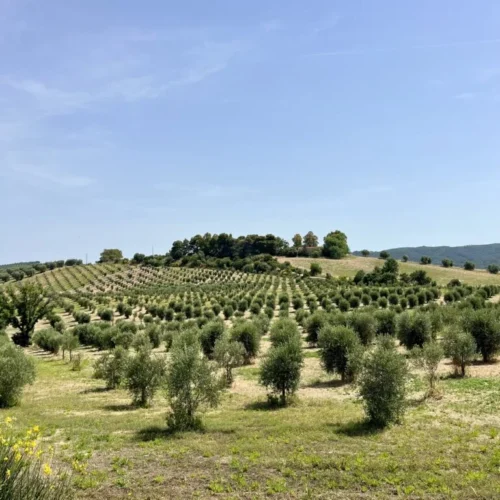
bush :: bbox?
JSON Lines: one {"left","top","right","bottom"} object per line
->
{"left": 318, "top": 325, "right": 363, "bottom": 382}
{"left": 377, "top": 297, "right": 388, "bottom": 309}
{"left": 462, "top": 309, "right": 500, "bottom": 362}
{"left": 166, "top": 336, "right": 224, "bottom": 431}
{"left": 223, "top": 305, "right": 234, "bottom": 319}
{"left": 93, "top": 346, "right": 129, "bottom": 389}
{"left": 74, "top": 311, "right": 91, "bottom": 324}
{"left": 125, "top": 345, "right": 166, "bottom": 407}
{"left": 0, "top": 343, "right": 36, "bottom": 407}
{"left": 200, "top": 320, "right": 225, "bottom": 358}
{"left": 379, "top": 251, "right": 390, "bottom": 259}
{"left": 359, "top": 343, "right": 408, "bottom": 427}
{"left": 33, "top": 328, "right": 62, "bottom": 354}
{"left": 420, "top": 256, "right": 432, "bottom": 265}
{"left": 374, "top": 309, "right": 396, "bottom": 336}
{"left": 442, "top": 259, "right": 453, "bottom": 268}
{"left": 442, "top": 329, "right": 476, "bottom": 377}
{"left": 310, "top": 263, "right": 322, "bottom": 276}
{"left": 464, "top": 261, "right": 475, "bottom": 271}
{"left": 305, "top": 311, "right": 328, "bottom": 346}
{"left": 488, "top": 264, "right": 500, "bottom": 275}
{"left": 98, "top": 308, "right": 114, "bottom": 322}
{"left": 214, "top": 335, "right": 245, "bottom": 386}
{"left": 411, "top": 342, "right": 444, "bottom": 396}
{"left": 349, "top": 313, "right": 377, "bottom": 346}
{"left": 260, "top": 339, "right": 304, "bottom": 405}
{"left": 145, "top": 324, "right": 163, "bottom": 349}
{"left": 230, "top": 321, "right": 260, "bottom": 363}
{"left": 269, "top": 318, "right": 301, "bottom": 347}
{"left": 397, "top": 312, "right": 433, "bottom": 349}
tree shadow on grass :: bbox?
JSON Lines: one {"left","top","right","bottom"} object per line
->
{"left": 134, "top": 426, "right": 176, "bottom": 442}
{"left": 303, "top": 379, "right": 346, "bottom": 389}
{"left": 329, "top": 420, "right": 384, "bottom": 437}
{"left": 80, "top": 386, "right": 111, "bottom": 394}
{"left": 244, "top": 400, "right": 287, "bottom": 412}
{"left": 102, "top": 404, "right": 137, "bottom": 412}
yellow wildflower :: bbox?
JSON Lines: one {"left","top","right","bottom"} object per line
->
{"left": 43, "top": 463, "right": 53, "bottom": 476}
{"left": 6, "top": 469, "right": 11, "bottom": 479}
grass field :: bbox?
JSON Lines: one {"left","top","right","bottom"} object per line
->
{"left": 3, "top": 337, "right": 500, "bottom": 499}
{"left": 278, "top": 255, "right": 500, "bottom": 286}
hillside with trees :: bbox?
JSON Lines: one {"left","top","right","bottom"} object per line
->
{"left": 353, "top": 243, "right": 500, "bottom": 269}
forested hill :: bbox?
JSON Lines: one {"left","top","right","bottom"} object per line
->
{"left": 353, "top": 244, "right": 500, "bottom": 269}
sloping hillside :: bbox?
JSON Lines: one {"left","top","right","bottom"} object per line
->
{"left": 278, "top": 255, "right": 500, "bottom": 286}
{"left": 353, "top": 244, "right": 500, "bottom": 268}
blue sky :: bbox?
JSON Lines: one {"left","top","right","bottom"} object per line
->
{"left": 1, "top": 0, "right": 500, "bottom": 263}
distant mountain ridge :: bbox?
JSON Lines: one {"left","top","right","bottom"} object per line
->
{"left": 353, "top": 244, "right": 500, "bottom": 269}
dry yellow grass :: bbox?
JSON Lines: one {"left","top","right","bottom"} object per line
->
{"left": 278, "top": 255, "right": 500, "bottom": 286}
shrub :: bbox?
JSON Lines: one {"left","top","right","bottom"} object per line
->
{"left": 442, "top": 259, "right": 453, "bottom": 268}
{"left": 230, "top": 321, "right": 260, "bottom": 363}
{"left": 213, "top": 335, "right": 245, "bottom": 386}
{"left": 349, "top": 296, "right": 360, "bottom": 309}
{"left": 359, "top": 343, "right": 408, "bottom": 427}
{"left": 145, "top": 324, "right": 163, "bottom": 349}
{"left": 98, "top": 308, "right": 114, "bottom": 322}
{"left": 377, "top": 297, "right": 388, "bottom": 309}
{"left": 125, "top": 345, "right": 166, "bottom": 407}
{"left": 264, "top": 306, "right": 274, "bottom": 319}
{"left": 411, "top": 342, "right": 444, "bottom": 396}
{"left": 464, "top": 261, "right": 475, "bottom": 271}
{"left": 260, "top": 339, "right": 304, "bottom": 405}
{"left": 200, "top": 320, "right": 225, "bottom": 358}
{"left": 305, "top": 311, "right": 328, "bottom": 346}
{"left": 292, "top": 296, "right": 304, "bottom": 310}
{"left": 0, "top": 343, "right": 36, "bottom": 407}
{"left": 375, "top": 309, "right": 396, "bottom": 336}
{"left": 33, "top": 328, "right": 62, "bottom": 354}
{"left": 488, "top": 264, "right": 500, "bottom": 275}
{"left": 166, "top": 336, "right": 224, "bottom": 431}
{"left": 93, "top": 347, "right": 129, "bottom": 389}
{"left": 397, "top": 312, "right": 433, "bottom": 349}
{"left": 310, "top": 263, "right": 322, "bottom": 276}
{"left": 442, "top": 329, "right": 476, "bottom": 377}
{"left": 223, "top": 305, "right": 234, "bottom": 319}
{"left": 269, "top": 318, "right": 301, "bottom": 347}
{"left": 379, "top": 251, "right": 390, "bottom": 260}
{"left": 349, "top": 313, "right": 377, "bottom": 346}
{"left": 462, "top": 309, "right": 500, "bottom": 362}
{"left": 420, "top": 256, "right": 432, "bottom": 265}
{"left": 318, "top": 325, "right": 363, "bottom": 382}
{"left": 338, "top": 299, "right": 350, "bottom": 312}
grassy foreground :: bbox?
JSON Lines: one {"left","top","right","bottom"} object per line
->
{"left": 3, "top": 343, "right": 500, "bottom": 499}
{"left": 278, "top": 256, "right": 500, "bottom": 286}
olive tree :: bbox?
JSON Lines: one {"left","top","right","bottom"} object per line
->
{"left": 0, "top": 283, "right": 53, "bottom": 347}
{"left": 260, "top": 339, "right": 303, "bottom": 405}
{"left": 125, "top": 344, "right": 166, "bottom": 407}
{"left": 411, "top": 342, "right": 444, "bottom": 396}
{"left": 359, "top": 343, "right": 408, "bottom": 427}
{"left": 166, "top": 336, "right": 224, "bottom": 431}
{"left": 442, "top": 329, "right": 476, "bottom": 377}
{"left": 0, "top": 343, "right": 36, "bottom": 407}
{"left": 462, "top": 309, "right": 500, "bottom": 362}
{"left": 213, "top": 335, "right": 245, "bottom": 386}
{"left": 93, "top": 346, "right": 129, "bottom": 389}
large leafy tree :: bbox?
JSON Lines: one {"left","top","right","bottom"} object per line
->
{"left": 0, "top": 282, "right": 53, "bottom": 347}
{"left": 98, "top": 248, "right": 123, "bottom": 263}
{"left": 292, "top": 233, "right": 302, "bottom": 250}
{"left": 303, "top": 231, "right": 319, "bottom": 247}
{"left": 322, "top": 230, "right": 349, "bottom": 259}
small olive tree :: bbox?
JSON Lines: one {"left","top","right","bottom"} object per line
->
{"left": 213, "top": 335, "right": 245, "bottom": 386}
{"left": 269, "top": 318, "right": 301, "bottom": 347}
{"left": 61, "top": 332, "right": 79, "bottom": 360}
{"left": 318, "top": 325, "right": 363, "bottom": 382}
{"left": 166, "top": 336, "right": 224, "bottom": 431}
{"left": 411, "top": 342, "right": 444, "bottom": 397}
{"left": 230, "top": 321, "right": 260, "bottom": 363}
{"left": 0, "top": 343, "right": 36, "bottom": 407}
{"left": 93, "top": 346, "right": 129, "bottom": 389}
{"left": 260, "top": 339, "right": 303, "bottom": 405}
{"left": 442, "top": 329, "right": 476, "bottom": 377}
{"left": 359, "top": 343, "right": 408, "bottom": 427}
{"left": 125, "top": 345, "right": 166, "bottom": 407}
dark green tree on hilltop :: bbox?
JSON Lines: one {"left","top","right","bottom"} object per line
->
{"left": 322, "top": 231, "right": 349, "bottom": 259}
{"left": 99, "top": 249, "right": 123, "bottom": 263}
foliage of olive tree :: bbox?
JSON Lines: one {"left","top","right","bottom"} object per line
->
{"left": 0, "top": 283, "right": 53, "bottom": 347}
{"left": 442, "top": 329, "right": 476, "bottom": 377}
{"left": 213, "top": 335, "right": 245, "bottom": 386}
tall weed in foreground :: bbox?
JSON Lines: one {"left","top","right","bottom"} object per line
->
{"left": 0, "top": 417, "right": 72, "bottom": 500}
